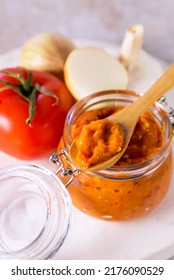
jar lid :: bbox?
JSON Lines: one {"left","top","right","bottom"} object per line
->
{"left": 0, "top": 164, "right": 72, "bottom": 260}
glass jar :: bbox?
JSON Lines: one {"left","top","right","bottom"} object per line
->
{"left": 0, "top": 164, "right": 72, "bottom": 259}
{"left": 57, "top": 90, "right": 173, "bottom": 221}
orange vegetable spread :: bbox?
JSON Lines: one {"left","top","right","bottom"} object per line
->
{"left": 74, "top": 118, "right": 124, "bottom": 169}
{"left": 58, "top": 103, "right": 172, "bottom": 221}
{"left": 71, "top": 106, "right": 163, "bottom": 166}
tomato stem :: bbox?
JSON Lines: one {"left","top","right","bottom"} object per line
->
{"left": 27, "top": 87, "right": 37, "bottom": 125}
{"left": 0, "top": 69, "right": 59, "bottom": 124}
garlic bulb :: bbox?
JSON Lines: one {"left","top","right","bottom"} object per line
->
{"left": 119, "top": 25, "right": 144, "bottom": 72}
{"left": 19, "top": 32, "right": 76, "bottom": 76}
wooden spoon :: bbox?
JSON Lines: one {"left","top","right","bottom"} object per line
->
{"left": 70, "top": 64, "right": 174, "bottom": 171}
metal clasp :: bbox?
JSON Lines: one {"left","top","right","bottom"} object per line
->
{"left": 49, "top": 148, "right": 81, "bottom": 188}
{"left": 158, "top": 96, "right": 174, "bottom": 133}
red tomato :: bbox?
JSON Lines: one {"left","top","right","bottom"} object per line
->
{"left": 0, "top": 67, "right": 75, "bottom": 159}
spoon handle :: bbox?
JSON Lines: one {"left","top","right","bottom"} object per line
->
{"left": 135, "top": 63, "right": 174, "bottom": 110}
{"left": 112, "top": 64, "right": 174, "bottom": 126}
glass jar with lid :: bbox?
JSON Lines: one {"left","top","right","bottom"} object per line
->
{"left": 57, "top": 90, "right": 173, "bottom": 221}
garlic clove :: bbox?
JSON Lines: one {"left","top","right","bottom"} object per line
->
{"left": 19, "top": 32, "right": 75, "bottom": 76}
{"left": 119, "top": 25, "right": 144, "bottom": 72}
{"left": 64, "top": 47, "right": 128, "bottom": 100}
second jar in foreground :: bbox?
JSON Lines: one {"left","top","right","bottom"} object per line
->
{"left": 57, "top": 90, "right": 173, "bottom": 221}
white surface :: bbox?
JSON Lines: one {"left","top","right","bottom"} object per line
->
{"left": 0, "top": 40, "right": 174, "bottom": 260}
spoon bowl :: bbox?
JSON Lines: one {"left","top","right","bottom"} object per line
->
{"left": 70, "top": 64, "right": 174, "bottom": 171}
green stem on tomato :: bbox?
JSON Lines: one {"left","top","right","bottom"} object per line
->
{"left": 0, "top": 69, "right": 59, "bottom": 124}
{"left": 27, "top": 87, "right": 37, "bottom": 125}
{"left": 0, "top": 70, "right": 31, "bottom": 92}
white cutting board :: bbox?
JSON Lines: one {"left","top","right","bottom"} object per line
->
{"left": 0, "top": 39, "right": 174, "bottom": 260}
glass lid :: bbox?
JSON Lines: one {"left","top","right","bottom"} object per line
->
{"left": 0, "top": 164, "right": 72, "bottom": 259}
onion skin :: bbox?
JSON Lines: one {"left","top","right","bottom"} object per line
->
{"left": 19, "top": 32, "right": 76, "bottom": 78}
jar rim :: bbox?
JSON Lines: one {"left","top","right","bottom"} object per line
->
{"left": 0, "top": 164, "right": 72, "bottom": 259}
{"left": 64, "top": 90, "right": 173, "bottom": 179}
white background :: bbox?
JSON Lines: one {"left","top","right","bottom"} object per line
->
{"left": 0, "top": 0, "right": 174, "bottom": 63}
